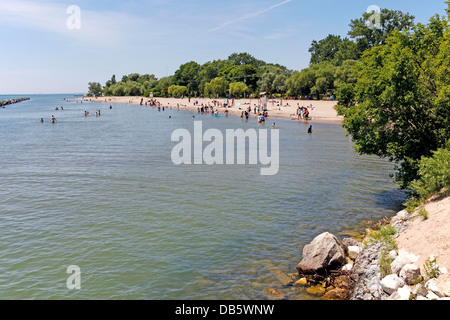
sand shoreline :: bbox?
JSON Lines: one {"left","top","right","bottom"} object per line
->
{"left": 74, "top": 96, "right": 344, "bottom": 123}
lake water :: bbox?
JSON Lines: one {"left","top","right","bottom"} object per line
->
{"left": 0, "top": 94, "right": 405, "bottom": 300}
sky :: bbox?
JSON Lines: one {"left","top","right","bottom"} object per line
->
{"left": 0, "top": 0, "right": 448, "bottom": 94}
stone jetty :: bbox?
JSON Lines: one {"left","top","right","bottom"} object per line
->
{"left": 0, "top": 97, "right": 30, "bottom": 108}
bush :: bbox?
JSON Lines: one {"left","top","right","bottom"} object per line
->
{"left": 405, "top": 144, "right": 450, "bottom": 211}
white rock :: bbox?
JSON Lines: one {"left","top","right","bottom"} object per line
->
{"left": 438, "top": 297, "right": 450, "bottom": 300}
{"left": 425, "top": 279, "right": 445, "bottom": 298}
{"left": 416, "top": 295, "right": 429, "bottom": 300}
{"left": 439, "top": 266, "right": 448, "bottom": 274}
{"left": 341, "top": 263, "right": 353, "bottom": 272}
{"left": 348, "top": 246, "right": 362, "bottom": 260}
{"left": 426, "top": 291, "right": 440, "bottom": 300}
{"left": 388, "top": 250, "right": 397, "bottom": 260}
{"left": 381, "top": 274, "right": 405, "bottom": 295}
{"left": 397, "top": 285, "right": 412, "bottom": 300}
{"left": 391, "top": 255, "right": 411, "bottom": 275}
{"left": 400, "top": 264, "right": 421, "bottom": 285}
{"left": 398, "top": 249, "right": 419, "bottom": 263}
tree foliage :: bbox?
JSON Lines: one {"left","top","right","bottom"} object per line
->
{"left": 336, "top": 11, "right": 450, "bottom": 188}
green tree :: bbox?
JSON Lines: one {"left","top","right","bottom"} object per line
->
{"left": 87, "top": 82, "right": 103, "bottom": 97}
{"left": 204, "top": 77, "right": 229, "bottom": 98}
{"left": 309, "top": 35, "right": 359, "bottom": 66}
{"left": 286, "top": 68, "right": 316, "bottom": 97}
{"left": 336, "top": 11, "right": 450, "bottom": 188}
{"left": 229, "top": 82, "right": 249, "bottom": 98}
{"left": 348, "top": 8, "right": 415, "bottom": 54}
{"left": 168, "top": 85, "right": 188, "bottom": 97}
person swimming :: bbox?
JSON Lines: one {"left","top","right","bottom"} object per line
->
{"left": 51, "top": 115, "right": 56, "bottom": 123}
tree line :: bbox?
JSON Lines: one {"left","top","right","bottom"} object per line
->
{"left": 87, "top": 7, "right": 418, "bottom": 100}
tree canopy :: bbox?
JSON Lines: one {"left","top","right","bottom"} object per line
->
{"left": 336, "top": 7, "right": 450, "bottom": 188}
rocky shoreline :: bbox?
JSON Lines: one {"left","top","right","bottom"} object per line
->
{"left": 294, "top": 196, "right": 450, "bottom": 300}
{"left": 0, "top": 97, "right": 30, "bottom": 108}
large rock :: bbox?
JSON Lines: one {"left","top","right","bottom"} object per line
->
{"left": 390, "top": 250, "right": 418, "bottom": 275}
{"left": 297, "top": 232, "right": 346, "bottom": 274}
{"left": 399, "top": 264, "right": 421, "bottom": 285}
{"left": 381, "top": 274, "right": 405, "bottom": 295}
{"left": 426, "top": 279, "right": 445, "bottom": 298}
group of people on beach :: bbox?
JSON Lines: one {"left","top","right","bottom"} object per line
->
{"left": 296, "top": 104, "right": 315, "bottom": 120}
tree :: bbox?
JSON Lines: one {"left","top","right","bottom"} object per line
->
{"left": 168, "top": 85, "right": 188, "bottom": 97}
{"left": 172, "top": 61, "right": 201, "bottom": 96}
{"left": 229, "top": 82, "right": 248, "bottom": 98}
{"left": 105, "top": 75, "right": 116, "bottom": 88}
{"left": 336, "top": 12, "right": 450, "bottom": 188}
{"left": 204, "top": 77, "right": 229, "bottom": 98}
{"left": 286, "top": 68, "right": 316, "bottom": 97}
{"left": 348, "top": 8, "right": 415, "bottom": 53}
{"left": 228, "top": 52, "right": 265, "bottom": 68}
{"left": 87, "top": 82, "right": 103, "bottom": 97}
{"left": 309, "top": 35, "right": 359, "bottom": 66}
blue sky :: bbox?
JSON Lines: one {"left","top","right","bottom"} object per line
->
{"left": 0, "top": 0, "right": 448, "bottom": 94}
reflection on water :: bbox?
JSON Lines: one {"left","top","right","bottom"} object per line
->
{"left": 0, "top": 95, "right": 405, "bottom": 299}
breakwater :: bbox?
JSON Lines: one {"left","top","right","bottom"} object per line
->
{"left": 0, "top": 97, "right": 30, "bottom": 107}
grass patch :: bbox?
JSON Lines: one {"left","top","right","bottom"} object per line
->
{"left": 364, "top": 224, "right": 398, "bottom": 277}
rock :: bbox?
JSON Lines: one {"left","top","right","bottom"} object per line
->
{"left": 426, "top": 291, "right": 440, "bottom": 300}
{"left": 399, "top": 264, "right": 421, "bottom": 285}
{"left": 412, "top": 283, "right": 428, "bottom": 297}
{"left": 391, "top": 251, "right": 414, "bottom": 275}
{"left": 297, "top": 232, "right": 346, "bottom": 275}
{"left": 425, "top": 279, "right": 445, "bottom": 298}
{"left": 416, "top": 295, "right": 429, "bottom": 300}
{"left": 306, "top": 284, "right": 326, "bottom": 296}
{"left": 349, "top": 242, "right": 385, "bottom": 300}
{"left": 398, "top": 250, "right": 419, "bottom": 263}
{"left": 262, "top": 289, "right": 285, "bottom": 300}
{"left": 397, "top": 285, "right": 412, "bottom": 300}
{"left": 438, "top": 297, "right": 450, "bottom": 300}
{"left": 324, "top": 288, "right": 348, "bottom": 300}
{"left": 342, "top": 238, "right": 364, "bottom": 251}
{"left": 348, "top": 246, "right": 362, "bottom": 260}
{"left": 381, "top": 274, "right": 405, "bottom": 295}
{"left": 388, "top": 250, "right": 397, "bottom": 260}
{"left": 341, "top": 263, "right": 353, "bottom": 272}
{"left": 293, "top": 278, "right": 308, "bottom": 286}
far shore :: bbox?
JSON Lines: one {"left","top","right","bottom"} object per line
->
{"left": 73, "top": 96, "right": 344, "bottom": 123}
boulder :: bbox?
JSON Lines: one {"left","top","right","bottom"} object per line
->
{"left": 397, "top": 285, "right": 412, "bottom": 300}
{"left": 390, "top": 250, "right": 418, "bottom": 275}
{"left": 412, "top": 283, "right": 428, "bottom": 297}
{"left": 381, "top": 274, "right": 405, "bottom": 295}
{"left": 348, "top": 246, "right": 362, "bottom": 260}
{"left": 297, "top": 232, "right": 346, "bottom": 275}
{"left": 399, "top": 264, "right": 421, "bottom": 285}
{"left": 425, "top": 279, "right": 445, "bottom": 298}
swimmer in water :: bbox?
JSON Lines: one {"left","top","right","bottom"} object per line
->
{"left": 51, "top": 115, "right": 56, "bottom": 123}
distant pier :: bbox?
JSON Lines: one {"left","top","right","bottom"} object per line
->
{"left": 0, "top": 97, "right": 30, "bottom": 108}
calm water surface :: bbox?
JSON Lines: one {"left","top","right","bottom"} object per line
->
{"left": 0, "top": 94, "right": 405, "bottom": 299}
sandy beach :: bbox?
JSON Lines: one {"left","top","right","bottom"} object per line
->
{"left": 75, "top": 96, "right": 343, "bottom": 123}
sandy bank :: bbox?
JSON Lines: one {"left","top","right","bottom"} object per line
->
{"left": 396, "top": 195, "right": 450, "bottom": 293}
{"left": 75, "top": 96, "right": 343, "bottom": 123}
